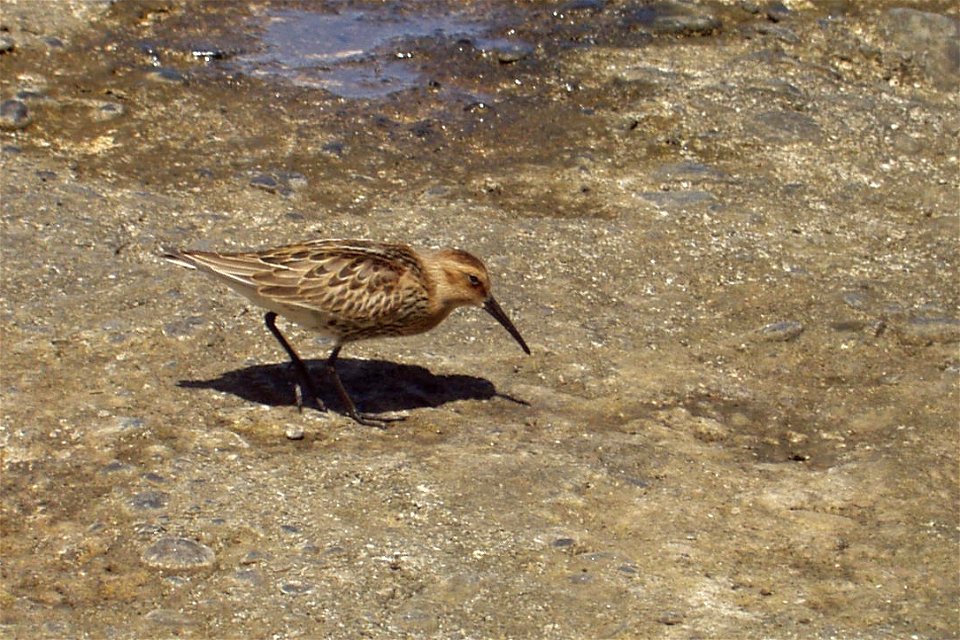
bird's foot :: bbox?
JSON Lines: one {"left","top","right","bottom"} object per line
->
{"left": 294, "top": 383, "right": 327, "bottom": 414}
{"left": 349, "top": 411, "right": 407, "bottom": 429}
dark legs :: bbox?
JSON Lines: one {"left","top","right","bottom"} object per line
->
{"left": 322, "top": 345, "right": 402, "bottom": 427}
{"left": 265, "top": 311, "right": 324, "bottom": 412}
{"left": 263, "top": 312, "right": 403, "bottom": 427}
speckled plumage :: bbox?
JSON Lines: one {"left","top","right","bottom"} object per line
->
{"left": 163, "top": 239, "right": 529, "bottom": 426}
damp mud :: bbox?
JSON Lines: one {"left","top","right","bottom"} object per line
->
{"left": 1, "top": 0, "right": 958, "bottom": 638}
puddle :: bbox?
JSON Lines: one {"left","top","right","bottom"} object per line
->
{"left": 236, "top": 8, "right": 485, "bottom": 98}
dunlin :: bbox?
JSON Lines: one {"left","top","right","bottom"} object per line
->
{"left": 163, "top": 239, "right": 530, "bottom": 426}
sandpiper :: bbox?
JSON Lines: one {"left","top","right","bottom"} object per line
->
{"left": 163, "top": 239, "right": 530, "bottom": 426}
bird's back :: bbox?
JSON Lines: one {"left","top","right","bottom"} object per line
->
{"left": 164, "top": 239, "right": 434, "bottom": 341}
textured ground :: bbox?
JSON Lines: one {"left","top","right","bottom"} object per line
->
{"left": 1, "top": 0, "right": 958, "bottom": 638}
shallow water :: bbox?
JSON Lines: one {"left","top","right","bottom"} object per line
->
{"left": 237, "top": 8, "right": 487, "bottom": 98}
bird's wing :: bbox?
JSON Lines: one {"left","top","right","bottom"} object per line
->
{"left": 173, "top": 240, "right": 425, "bottom": 322}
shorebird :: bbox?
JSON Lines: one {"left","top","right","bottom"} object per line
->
{"left": 163, "top": 239, "right": 530, "bottom": 426}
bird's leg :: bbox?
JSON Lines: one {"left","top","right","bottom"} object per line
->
{"left": 324, "top": 345, "right": 404, "bottom": 428}
{"left": 264, "top": 312, "right": 325, "bottom": 412}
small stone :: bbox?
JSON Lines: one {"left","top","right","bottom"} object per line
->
{"left": 117, "top": 416, "right": 146, "bottom": 431}
{"left": 250, "top": 173, "right": 281, "bottom": 193}
{"left": 753, "top": 110, "right": 821, "bottom": 142}
{"left": 561, "top": 0, "right": 606, "bottom": 12}
{"left": 279, "top": 581, "right": 313, "bottom": 595}
{"left": 830, "top": 320, "right": 870, "bottom": 333}
{"left": 658, "top": 611, "right": 685, "bottom": 625}
{"left": 240, "top": 550, "right": 266, "bottom": 565}
{"left": 147, "top": 67, "right": 186, "bottom": 84}
{"left": 285, "top": 424, "right": 305, "bottom": 440}
{"left": 692, "top": 416, "right": 730, "bottom": 442}
{"left": 162, "top": 315, "right": 205, "bottom": 337}
{"left": 135, "top": 523, "right": 166, "bottom": 537}
{"left": 638, "top": 190, "right": 717, "bottom": 209}
{"left": 191, "top": 46, "right": 227, "bottom": 61}
{"left": 0, "top": 36, "right": 14, "bottom": 54}
{"left": 883, "top": 9, "right": 960, "bottom": 90}
{"left": 142, "top": 536, "right": 216, "bottom": 570}
{"left": 0, "top": 99, "right": 30, "bottom": 130}
{"left": 765, "top": 1, "right": 791, "bottom": 22}
{"left": 622, "top": 2, "right": 722, "bottom": 36}
{"left": 753, "top": 23, "right": 800, "bottom": 44}
{"left": 552, "top": 537, "right": 576, "bottom": 548}
{"left": 653, "top": 161, "right": 730, "bottom": 184}
{"left": 486, "top": 40, "right": 534, "bottom": 64}
{"left": 321, "top": 141, "right": 345, "bottom": 156}
{"left": 278, "top": 171, "right": 308, "bottom": 191}
{"left": 895, "top": 317, "right": 960, "bottom": 346}
{"left": 94, "top": 101, "right": 125, "bottom": 121}
{"left": 233, "top": 568, "right": 263, "bottom": 585}
{"left": 101, "top": 460, "right": 130, "bottom": 474}
{"left": 756, "top": 321, "right": 804, "bottom": 342}
{"left": 144, "top": 609, "right": 194, "bottom": 627}
{"left": 129, "top": 490, "right": 169, "bottom": 510}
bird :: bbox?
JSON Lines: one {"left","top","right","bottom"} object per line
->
{"left": 162, "top": 239, "right": 530, "bottom": 426}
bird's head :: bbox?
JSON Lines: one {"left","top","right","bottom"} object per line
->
{"left": 432, "top": 248, "right": 531, "bottom": 355}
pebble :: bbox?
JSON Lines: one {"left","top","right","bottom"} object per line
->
{"left": 279, "top": 580, "right": 313, "bottom": 595}
{"left": 241, "top": 550, "right": 266, "bottom": 565}
{"left": 134, "top": 523, "right": 166, "bottom": 537}
{"left": 285, "top": 424, "right": 305, "bottom": 440}
{"left": 561, "top": 0, "right": 606, "bottom": 12}
{"left": 321, "top": 141, "right": 345, "bottom": 157}
{"left": 830, "top": 320, "right": 870, "bottom": 333}
{"left": 233, "top": 568, "right": 263, "bottom": 585}
{"left": 147, "top": 67, "right": 187, "bottom": 84}
{"left": 894, "top": 317, "right": 960, "bottom": 346}
{"left": 191, "top": 46, "right": 228, "bottom": 61}
{"left": 144, "top": 609, "right": 195, "bottom": 627}
{"left": 101, "top": 460, "right": 131, "bottom": 474}
{"left": 478, "top": 39, "right": 534, "bottom": 64}
{"left": 753, "top": 110, "right": 821, "bottom": 142}
{"left": 638, "top": 190, "right": 717, "bottom": 209}
{"left": 883, "top": 9, "right": 960, "bottom": 90}
{"left": 658, "top": 610, "right": 685, "bottom": 625}
{"left": 93, "top": 101, "right": 125, "bottom": 121}
{"left": 765, "top": 1, "right": 791, "bottom": 23}
{"left": 0, "top": 36, "right": 14, "bottom": 54}
{"left": 250, "top": 171, "right": 307, "bottom": 197}
{"left": 0, "top": 99, "right": 31, "bottom": 130}
{"left": 652, "top": 161, "right": 731, "bottom": 184}
{"left": 622, "top": 1, "right": 722, "bottom": 36}
{"left": 141, "top": 536, "right": 216, "bottom": 570}
{"left": 129, "top": 490, "right": 169, "bottom": 510}
{"left": 756, "top": 320, "right": 804, "bottom": 342}
{"left": 162, "top": 315, "right": 205, "bottom": 337}
{"left": 250, "top": 173, "right": 281, "bottom": 193}
{"left": 752, "top": 23, "right": 800, "bottom": 44}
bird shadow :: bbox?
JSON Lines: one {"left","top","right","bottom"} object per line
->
{"left": 178, "top": 357, "right": 525, "bottom": 415}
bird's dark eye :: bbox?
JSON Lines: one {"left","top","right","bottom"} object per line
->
{"left": 468, "top": 274, "right": 482, "bottom": 287}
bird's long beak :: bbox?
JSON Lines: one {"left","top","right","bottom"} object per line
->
{"left": 483, "top": 297, "right": 531, "bottom": 355}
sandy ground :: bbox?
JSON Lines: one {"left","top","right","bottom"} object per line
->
{"left": 1, "top": 0, "right": 958, "bottom": 638}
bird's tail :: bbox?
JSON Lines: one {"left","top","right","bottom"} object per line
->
{"left": 161, "top": 248, "right": 200, "bottom": 270}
